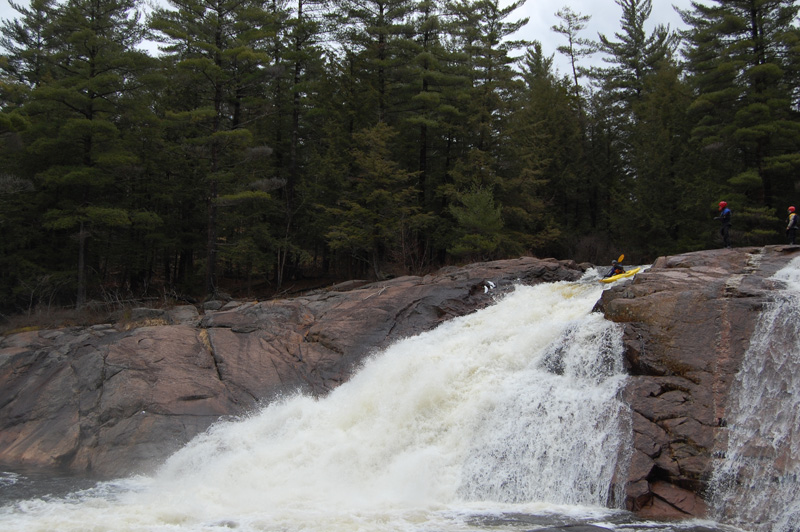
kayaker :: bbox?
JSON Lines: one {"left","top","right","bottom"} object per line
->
{"left": 787, "top": 206, "right": 798, "bottom": 245}
{"left": 603, "top": 259, "right": 625, "bottom": 279}
{"left": 714, "top": 201, "right": 732, "bottom": 248}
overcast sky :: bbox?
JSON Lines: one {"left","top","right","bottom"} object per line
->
{"left": 0, "top": 0, "right": 695, "bottom": 71}
{"left": 512, "top": 0, "right": 694, "bottom": 74}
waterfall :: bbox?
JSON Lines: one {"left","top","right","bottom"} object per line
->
{"left": 710, "top": 257, "right": 800, "bottom": 532}
{"left": 1, "top": 279, "right": 632, "bottom": 532}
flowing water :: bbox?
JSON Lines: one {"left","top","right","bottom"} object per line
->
{"left": 710, "top": 257, "right": 800, "bottom": 532}
{"left": 0, "top": 274, "right": 737, "bottom": 532}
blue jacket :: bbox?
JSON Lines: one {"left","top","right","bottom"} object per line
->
{"left": 718, "top": 207, "right": 731, "bottom": 226}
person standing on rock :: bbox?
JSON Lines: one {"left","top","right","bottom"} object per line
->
{"left": 787, "top": 206, "right": 798, "bottom": 245}
{"left": 714, "top": 201, "right": 732, "bottom": 248}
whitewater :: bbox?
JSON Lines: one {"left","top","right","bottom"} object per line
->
{"left": 710, "top": 256, "right": 800, "bottom": 532}
{"left": 0, "top": 274, "right": 726, "bottom": 531}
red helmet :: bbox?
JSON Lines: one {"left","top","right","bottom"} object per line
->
{"left": 790, "top": 206, "right": 796, "bottom": 213}
{"left": 719, "top": 201, "right": 727, "bottom": 210}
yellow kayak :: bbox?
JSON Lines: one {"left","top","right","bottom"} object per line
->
{"left": 599, "top": 266, "right": 641, "bottom": 284}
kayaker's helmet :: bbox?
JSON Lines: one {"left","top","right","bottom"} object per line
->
{"left": 790, "top": 206, "right": 796, "bottom": 213}
{"left": 719, "top": 201, "right": 727, "bottom": 210}
{"left": 612, "top": 260, "right": 618, "bottom": 265}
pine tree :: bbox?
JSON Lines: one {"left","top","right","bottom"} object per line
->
{"left": 592, "top": 0, "right": 682, "bottom": 257}
{"left": 266, "top": 0, "right": 327, "bottom": 286}
{"left": 447, "top": 186, "right": 503, "bottom": 259}
{"left": 0, "top": 0, "right": 58, "bottom": 90}
{"left": 331, "top": 0, "right": 417, "bottom": 124}
{"left": 597, "top": 0, "right": 678, "bottom": 110}
{"left": 442, "top": 0, "right": 529, "bottom": 251}
{"left": 551, "top": 6, "right": 597, "bottom": 113}
{"left": 680, "top": 0, "right": 800, "bottom": 230}
{"left": 445, "top": 0, "right": 528, "bottom": 155}
{"left": 501, "top": 44, "right": 572, "bottom": 256}
{"left": 17, "top": 0, "right": 157, "bottom": 307}
{"left": 150, "top": 0, "right": 276, "bottom": 296}
{"left": 325, "top": 121, "right": 421, "bottom": 278}
{"left": 390, "top": 0, "right": 464, "bottom": 269}
{"left": 624, "top": 62, "right": 696, "bottom": 256}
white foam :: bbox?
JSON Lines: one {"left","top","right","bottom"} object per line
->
{"left": 710, "top": 256, "right": 800, "bottom": 532}
{"left": 1, "top": 281, "right": 631, "bottom": 532}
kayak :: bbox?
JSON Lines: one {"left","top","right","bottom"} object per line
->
{"left": 599, "top": 266, "right": 641, "bottom": 284}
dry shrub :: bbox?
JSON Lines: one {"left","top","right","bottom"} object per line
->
{"left": 0, "top": 306, "right": 107, "bottom": 335}
{"left": 118, "top": 318, "right": 170, "bottom": 331}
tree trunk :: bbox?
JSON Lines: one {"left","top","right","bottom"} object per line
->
{"left": 76, "top": 221, "right": 87, "bottom": 309}
{"left": 206, "top": 180, "right": 218, "bottom": 296}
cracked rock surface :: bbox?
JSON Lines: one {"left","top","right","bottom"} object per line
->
{"left": 594, "top": 245, "right": 800, "bottom": 519}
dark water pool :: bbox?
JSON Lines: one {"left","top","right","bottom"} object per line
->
{"left": 0, "top": 467, "right": 102, "bottom": 505}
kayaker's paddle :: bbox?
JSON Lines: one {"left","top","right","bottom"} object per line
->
{"left": 617, "top": 254, "right": 624, "bottom": 263}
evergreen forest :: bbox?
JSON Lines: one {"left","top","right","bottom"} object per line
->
{"left": 1, "top": 0, "right": 800, "bottom": 316}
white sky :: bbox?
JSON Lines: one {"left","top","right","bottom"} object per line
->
{"left": 511, "top": 0, "right": 694, "bottom": 74}
{"left": 0, "top": 0, "right": 694, "bottom": 72}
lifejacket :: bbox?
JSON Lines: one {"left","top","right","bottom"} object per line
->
{"left": 719, "top": 207, "right": 731, "bottom": 225}
{"left": 604, "top": 262, "right": 624, "bottom": 278}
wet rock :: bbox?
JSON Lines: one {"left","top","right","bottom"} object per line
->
{"left": 598, "top": 245, "right": 800, "bottom": 518}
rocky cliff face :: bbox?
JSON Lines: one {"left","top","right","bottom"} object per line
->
{"left": 595, "top": 245, "right": 800, "bottom": 518}
{"left": 1, "top": 247, "right": 798, "bottom": 520}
